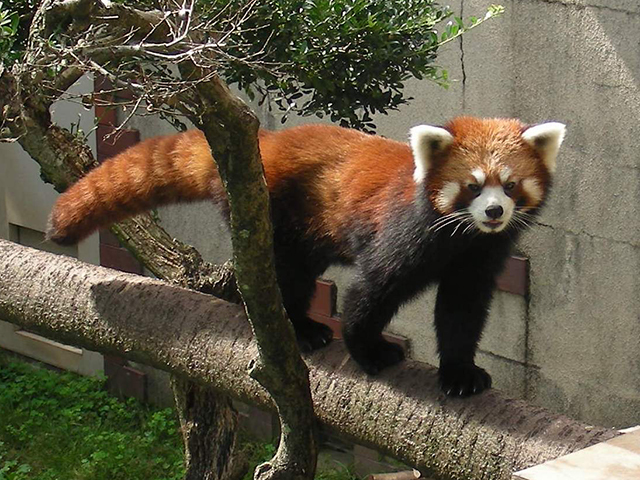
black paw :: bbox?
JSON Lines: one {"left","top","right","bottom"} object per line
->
{"left": 439, "top": 363, "right": 491, "bottom": 397}
{"left": 351, "top": 339, "right": 405, "bottom": 375}
{"left": 293, "top": 320, "right": 334, "bottom": 353}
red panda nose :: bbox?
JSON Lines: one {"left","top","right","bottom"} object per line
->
{"left": 485, "top": 205, "right": 504, "bottom": 219}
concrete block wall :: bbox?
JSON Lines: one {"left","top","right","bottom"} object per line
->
{"left": 501, "top": 0, "right": 640, "bottom": 427}
{"left": 132, "top": 0, "right": 639, "bottom": 428}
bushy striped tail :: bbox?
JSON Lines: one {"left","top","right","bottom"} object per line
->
{"left": 47, "top": 130, "right": 221, "bottom": 245}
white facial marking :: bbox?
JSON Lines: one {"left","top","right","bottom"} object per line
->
{"left": 499, "top": 167, "right": 512, "bottom": 184}
{"left": 410, "top": 125, "right": 454, "bottom": 183}
{"left": 436, "top": 182, "right": 461, "bottom": 212}
{"left": 521, "top": 178, "right": 543, "bottom": 207}
{"left": 471, "top": 168, "right": 486, "bottom": 185}
{"left": 522, "top": 122, "right": 566, "bottom": 173}
{"left": 468, "top": 186, "right": 515, "bottom": 233}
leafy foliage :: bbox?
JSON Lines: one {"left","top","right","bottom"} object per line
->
{"left": 0, "top": 1, "right": 19, "bottom": 70}
{"left": 0, "top": 357, "right": 367, "bottom": 480}
{"left": 1, "top": 0, "right": 503, "bottom": 131}
{"left": 207, "top": 0, "right": 503, "bottom": 130}
{"left": 214, "top": 0, "right": 451, "bottom": 130}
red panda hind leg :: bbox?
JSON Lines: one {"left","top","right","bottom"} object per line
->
{"left": 341, "top": 272, "right": 410, "bottom": 375}
{"left": 272, "top": 237, "right": 334, "bottom": 352}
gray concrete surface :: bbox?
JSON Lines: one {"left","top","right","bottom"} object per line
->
{"left": 102, "top": 0, "right": 640, "bottom": 428}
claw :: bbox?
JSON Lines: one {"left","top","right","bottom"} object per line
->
{"left": 438, "top": 363, "right": 492, "bottom": 397}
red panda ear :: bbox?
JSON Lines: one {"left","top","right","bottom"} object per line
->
{"left": 409, "top": 125, "right": 454, "bottom": 183}
{"left": 521, "top": 122, "right": 566, "bottom": 174}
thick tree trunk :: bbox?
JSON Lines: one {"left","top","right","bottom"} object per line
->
{"left": 0, "top": 63, "right": 241, "bottom": 303}
{"left": 171, "top": 376, "right": 246, "bottom": 480}
{"left": 6, "top": 2, "right": 315, "bottom": 477}
{"left": 0, "top": 240, "right": 619, "bottom": 480}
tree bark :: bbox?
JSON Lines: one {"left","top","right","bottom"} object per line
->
{"left": 365, "top": 470, "right": 421, "bottom": 480}
{"left": 0, "top": 62, "right": 240, "bottom": 304}
{"left": 171, "top": 376, "right": 247, "bottom": 480}
{"left": 0, "top": 240, "right": 619, "bottom": 480}
{"left": 176, "top": 63, "right": 318, "bottom": 480}
{"left": 8, "top": 3, "right": 318, "bottom": 477}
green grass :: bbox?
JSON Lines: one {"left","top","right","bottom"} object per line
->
{"left": 0, "top": 355, "right": 359, "bottom": 480}
{"left": 0, "top": 357, "right": 184, "bottom": 480}
{"left": 241, "top": 442, "right": 358, "bottom": 480}
{"left": 315, "top": 465, "right": 358, "bottom": 480}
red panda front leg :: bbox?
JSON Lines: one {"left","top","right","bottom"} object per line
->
{"left": 434, "top": 267, "right": 497, "bottom": 397}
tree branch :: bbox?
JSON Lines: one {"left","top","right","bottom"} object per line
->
{"left": 0, "top": 59, "right": 240, "bottom": 302}
{"left": 10, "top": 4, "right": 313, "bottom": 476}
{"left": 0, "top": 240, "right": 619, "bottom": 480}
{"left": 176, "top": 63, "right": 318, "bottom": 480}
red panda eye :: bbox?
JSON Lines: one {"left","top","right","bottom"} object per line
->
{"left": 468, "top": 184, "right": 481, "bottom": 193}
{"left": 504, "top": 182, "right": 516, "bottom": 191}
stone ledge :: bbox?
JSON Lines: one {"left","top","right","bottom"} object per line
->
{"left": 514, "top": 426, "right": 640, "bottom": 480}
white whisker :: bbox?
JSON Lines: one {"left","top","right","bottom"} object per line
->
{"left": 508, "top": 213, "right": 534, "bottom": 232}
{"left": 451, "top": 220, "right": 465, "bottom": 237}
{"left": 462, "top": 222, "right": 476, "bottom": 235}
{"left": 513, "top": 212, "right": 535, "bottom": 227}
{"left": 433, "top": 216, "right": 464, "bottom": 233}
{"left": 430, "top": 210, "right": 468, "bottom": 228}
{"left": 430, "top": 210, "right": 469, "bottom": 233}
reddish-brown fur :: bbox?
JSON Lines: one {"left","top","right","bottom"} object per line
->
{"left": 48, "top": 130, "right": 218, "bottom": 244}
{"left": 48, "top": 124, "right": 417, "bottom": 247}
{"left": 48, "top": 117, "right": 550, "bottom": 247}
{"left": 47, "top": 117, "right": 560, "bottom": 391}
{"left": 426, "top": 117, "right": 551, "bottom": 213}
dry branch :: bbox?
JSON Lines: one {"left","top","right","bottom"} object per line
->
{"left": 0, "top": 239, "right": 619, "bottom": 480}
{"left": 0, "top": 64, "right": 239, "bottom": 303}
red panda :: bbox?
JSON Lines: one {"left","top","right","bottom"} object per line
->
{"left": 47, "top": 116, "right": 565, "bottom": 396}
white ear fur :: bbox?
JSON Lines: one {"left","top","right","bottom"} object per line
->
{"left": 521, "top": 122, "right": 566, "bottom": 173}
{"left": 410, "top": 125, "right": 454, "bottom": 183}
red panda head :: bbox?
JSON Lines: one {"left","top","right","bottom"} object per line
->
{"left": 410, "top": 117, "right": 565, "bottom": 234}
